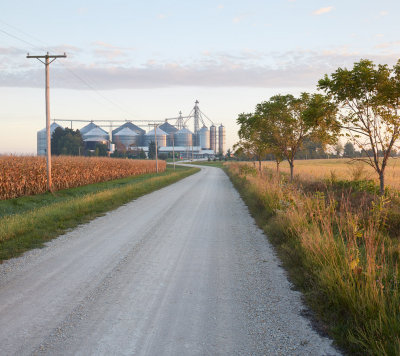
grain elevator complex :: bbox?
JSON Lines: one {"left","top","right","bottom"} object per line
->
{"left": 37, "top": 101, "right": 226, "bottom": 158}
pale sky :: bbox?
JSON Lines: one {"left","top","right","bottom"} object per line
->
{"left": 1, "top": 0, "right": 400, "bottom": 154}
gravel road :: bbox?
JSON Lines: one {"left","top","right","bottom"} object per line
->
{"left": 0, "top": 165, "right": 340, "bottom": 355}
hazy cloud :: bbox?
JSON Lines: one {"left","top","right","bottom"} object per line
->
{"left": 1, "top": 49, "right": 398, "bottom": 90}
{"left": 312, "top": 6, "right": 333, "bottom": 15}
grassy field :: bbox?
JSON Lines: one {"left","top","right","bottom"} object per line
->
{"left": 0, "top": 165, "right": 199, "bottom": 261}
{"left": 225, "top": 161, "right": 400, "bottom": 355}
{"left": 262, "top": 158, "right": 400, "bottom": 190}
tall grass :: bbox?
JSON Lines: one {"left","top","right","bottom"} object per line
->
{"left": 226, "top": 162, "right": 400, "bottom": 355}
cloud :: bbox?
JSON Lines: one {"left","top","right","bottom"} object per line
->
{"left": 312, "top": 6, "right": 333, "bottom": 15}
{"left": 380, "top": 10, "right": 388, "bottom": 16}
{"left": 1, "top": 49, "right": 399, "bottom": 90}
{"left": 375, "top": 41, "right": 400, "bottom": 49}
{"left": 158, "top": 14, "right": 167, "bottom": 19}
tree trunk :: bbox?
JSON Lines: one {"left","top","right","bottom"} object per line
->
{"left": 379, "top": 172, "right": 385, "bottom": 196}
{"left": 276, "top": 161, "right": 280, "bottom": 175}
{"left": 259, "top": 160, "right": 262, "bottom": 176}
{"left": 290, "top": 161, "right": 294, "bottom": 182}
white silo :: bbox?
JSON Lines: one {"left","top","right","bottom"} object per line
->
{"left": 37, "top": 122, "right": 63, "bottom": 156}
{"left": 210, "top": 125, "right": 217, "bottom": 153}
{"left": 218, "top": 124, "right": 226, "bottom": 155}
{"left": 198, "top": 126, "right": 210, "bottom": 149}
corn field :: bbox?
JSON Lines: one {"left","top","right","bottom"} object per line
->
{"left": 0, "top": 155, "right": 166, "bottom": 200}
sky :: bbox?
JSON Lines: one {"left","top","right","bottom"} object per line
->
{"left": 1, "top": 0, "right": 400, "bottom": 154}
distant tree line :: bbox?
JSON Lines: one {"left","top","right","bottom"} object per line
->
{"left": 235, "top": 59, "right": 400, "bottom": 195}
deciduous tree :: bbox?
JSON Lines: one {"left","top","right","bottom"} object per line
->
{"left": 318, "top": 59, "right": 400, "bottom": 194}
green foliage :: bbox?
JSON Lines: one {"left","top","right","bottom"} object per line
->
{"left": 344, "top": 141, "right": 356, "bottom": 157}
{"left": 51, "top": 127, "right": 84, "bottom": 156}
{"left": 148, "top": 141, "right": 156, "bottom": 159}
{"left": 318, "top": 59, "right": 400, "bottom": 194}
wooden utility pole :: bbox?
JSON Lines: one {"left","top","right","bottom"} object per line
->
{"left": 148, "top": 123, "right": 159, "bottom": 173}
{"left": 27, "top": 52, "right": 67, "bottom": 192}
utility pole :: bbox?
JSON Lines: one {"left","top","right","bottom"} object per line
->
{"left": 172, "top": 134, "right": 175, "bottom": 170}
{"left": 148, "top": 123, "right": 159, "bottom": 173}
{"left": 27, "top": 52, "right": 67, "bottom": 192}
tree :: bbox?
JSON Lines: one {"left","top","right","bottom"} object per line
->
{"left": 343, "top": 142, "right": 356, "bottom": 158}
{"left": 255, "top": 93, "right": 339, "bottom": 181}
{"left": 51, "top": 127, "right": 84, "bottom": 156}
{"left": 236, "top": 112, "right": 269, "bottom": 175}
{"left": 94, "top": 143, "right": 108, "bottom": 156}
{"left": 319, "top": 59, "right": 400, "bottom": 194}
{"left": 148, "top": 141, "right": 156, "bottom": 159}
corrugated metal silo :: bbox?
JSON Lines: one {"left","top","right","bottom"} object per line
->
{"left": 159, "top": 121, "right": 178, "bottom": 146}
{"left": 143, "top": 128, "right": 167, "bottom": 147}
{"left": 82, "top": 127, "right": 109, "bottom": 142}
{"left": 37, "top": 122, "right": 63, "bottom": 156}
{"left": 218, "top": 124, "right": 226, "bottom": 154}
{"left": 198, "top": 126, "right": 210, "bottom": 149}
{"left": 210, "top": 125, "right": 217, "bottom": 153}
{"left": 79, "top": 122, "right": 99, "bottom": 136}
{"left": 112, "top": 122, "right": 145, "bottom": 146}
{"left": 113, "top": 127, "right": 139, "bottom": 149}
{"left": 174, "top": 127, "right": 193, "bottom": 147}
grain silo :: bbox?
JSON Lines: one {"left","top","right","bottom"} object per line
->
{"left": 113, "top": 127, "right": 139, "bottom": 149}
{"left": 210, "top": 125, "right": 217, "bottom": 153}
{"left": 112, "top": 122, "right": 145, "bottom": 145}
{"left": 159, "top": 121, "right": 178, "bottom": 146}
{"left": 143, "top": 128, "right": 167, "bottom": 147}
{"left": 218, "top": 124, "right": 226, "bottom": 155}
{"left": 37, "top": 122, "right": 63, "bottom": 156}
{"left": 198, "top": 126, "right": 210, "bottom": 149}
{"left": 174, "top": 127, "right": 193, "bottom": 147}
{"left": 79, "top": 122, "right": 99, "bottom": 136}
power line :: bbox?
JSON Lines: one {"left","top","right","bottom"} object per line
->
{"left": 0, "top": 22, "right": 140, "bottom": 119}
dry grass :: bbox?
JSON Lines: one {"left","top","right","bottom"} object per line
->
{"left": 261, "top": 158, "right": 400, "bottom": 190}
{"left": 226, "top": 162, "right": 400, "bottom": 355}
{"left": 0, "top": 155, "right": 165, "bottom": 200}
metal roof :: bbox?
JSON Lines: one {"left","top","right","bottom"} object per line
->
{"left": 79, "top": 122, "right": 103, "bottom": 135}
{"left": 175, "top": 127, "right": 194, "bottom": 135}
{"left": 159, "top": 121, "right": 178, "bottom": 134}
{"left": 114, "top": 127, "right": 138, "bottom": 136}
{"left": 83, "top": 127, "right": 109, "bottom": 137}
{"left": 38, "top": 122, "right": 63, "bottom": 133}
{"left": 146, "top": 128, "right": 167, "bottom": 136}
{"left": 112, "top": 122, "right": 145, "bottom": 135}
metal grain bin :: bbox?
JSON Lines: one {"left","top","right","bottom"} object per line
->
{"left": 159, "top": 121, "right": 178, "bottom": 146}
{"left": 174, "top": 127, "right": 193, "bottom": 147}
{"left": 113, "top": 127, "right": 139, "bottom": 149}
{"left": 210, "top": 125, "right": 217, "bottom": 153}
{"left": 37, "top": 122, "right": 63, "bottom": 156}
{"left": 198, "top": 126, "right": 210, "bottom": 149}
{"left": 82, "top": 127, "right": 109, "bottom": 142}
{"left": 143, "top": 128, "right": 167, "bottom": 147}
{"left": 79, "top": 122, "right": 99, "bottom": 136}
{"left": 218, "top": 124, "right": 226, "bottom": 154}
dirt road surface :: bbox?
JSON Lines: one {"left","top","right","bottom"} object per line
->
{"left": 0, "top": 166, "right": 339, "bottom": 355}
